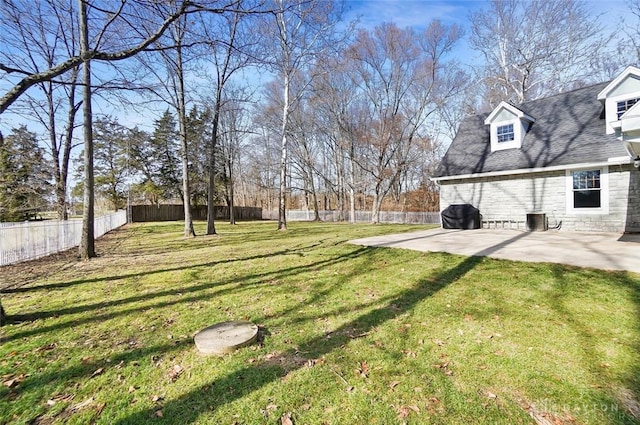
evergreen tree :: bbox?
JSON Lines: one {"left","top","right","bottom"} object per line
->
{"left": 0, "top": 126, "right": 51, "bottom": 222}
{"left": 93, "top": 118, "right": 129, "bottom": 211}
{"left": 185, "top": 105, "right": 213, "bottom": 206}
{"left": 129, "top": 110, "right": 181, "bottom": 203}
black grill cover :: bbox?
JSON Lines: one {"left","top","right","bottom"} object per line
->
{"left": 441, "top": 204, "right": 480, "bottom": 229}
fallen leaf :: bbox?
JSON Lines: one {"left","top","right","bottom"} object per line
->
{"left": 281, "top": 412, "right": 293, "bottom": 425}
{"left": 90, "top": 368, "right": 104, "bottom": 378}
{"left": 346, "top": 386, "right": 354, "bottom": 392}
{"left": 154, "top": 409, "right": 164, "bottom": 417}
{"left": 152, "top": 395, "right": 163, "bottom": 403}
{"left": 266, "top": 403, "right": 278, "bottom": 412}
{"left": 389, "top": 381, "right": 400, "bottom": 391}
{"left": 70, "top": 396, "right": 94, "bottom": 412}
{"left": 95, "top": 402, "right": 106, "bottom": 416}
{"left": 168, "top": 364, "right": 184, "bottom": 382}
{"left": 396, "top": 406, "right": 411, "bottom": 419}
{"left": 128, "top": 386, "right": 137, "bottom": 393}
{"left": 485, "top": 391, "right": 497, "bottom": 399}
{"left": 4, "top": 373, "right": 26, "bottom": 388}
{"left": 35, "top": 343, "right": 57, "bottom": 352}
{"left": 355, "top": 361, "right": 369, "bottom": 378}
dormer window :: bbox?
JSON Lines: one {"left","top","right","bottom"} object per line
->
{"left": 617, "top": 98, "right": 640, "bottom": 119}
{"left": 497, "top": 123, "right": 515, "bottom": 143}
{"left": 484, "top": 101, "right": 535, "bottom": 152}
{"left": 597, "top": 66, "right": 640, "bottom": 135}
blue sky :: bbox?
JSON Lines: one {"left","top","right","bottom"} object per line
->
{"left": 0, "top": 0, "right": 634, "bottom": 137}
{"left": 343, "top": 0, "right": 630, "bottom": 29}
{"left": 344, "top": 0, "right": 478, "bottom": 29}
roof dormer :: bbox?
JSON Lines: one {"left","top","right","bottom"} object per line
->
{"left": 597, "top": 65, "right": 640, "bottom": 135}
{"left": 484, "top": 101, "right": 535, "bottom": 152}
{"left": 620, "top": 98, "right": 640, "bottom": 158}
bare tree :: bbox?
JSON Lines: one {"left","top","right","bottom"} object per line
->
{"left": 200, "top": 5, "right": 256, "bottom": 234}
{"left": 78, "top": 0, "right": 95, "bottom": 258}
{"left": 0, "top": 0, "right": 81, "bottom": 220}
{"left": 310, "top": 52, "right": 362, "bottom": 222}
{"left": 624, "top": 0, "right": 640, "bottom": 62}
{"left": 346, "top": 22, "right": 464, "bottom": 223}
{"left": 469, "top": 0, "right": 610, "bottom": 108}
{"left": 0, "top": 1, "right": 198, "bottom": 115}
{"left": 265, "top": 0, "right": 343, "bottom": 230}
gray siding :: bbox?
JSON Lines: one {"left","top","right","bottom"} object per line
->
{"left": 439, "top": 165, "right": 640, "bottom": 233}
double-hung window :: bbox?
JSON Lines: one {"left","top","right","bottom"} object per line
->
{"left": 496, "top": 123, "right": 515, "bottom": 143}
{"left": 566, "top": 167, "right": 608, "bottom": 214}
{"left": 572, "top": 170, "right": 601, "bottom": 208}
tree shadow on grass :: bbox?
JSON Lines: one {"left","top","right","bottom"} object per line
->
{"left": 112, "top": 252, "right": 486, "bottom": 424}
{"left": 0, "top": 242, "right": 322, "bottom": 295}
{"left": 1, "top": 246, "right": 373, "bottom": 342}
{"left": 546, "top": 264, "right": 640, "bottom": 423}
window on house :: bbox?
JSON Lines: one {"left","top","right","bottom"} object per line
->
{"left": 496, "top": 123, "right": 514, "bottom": 143}
{"left": 572, "top": 170, "right": 601, "bottom": 208}
{"left": 617, "top": 98, "right": 640, "bottom": 119}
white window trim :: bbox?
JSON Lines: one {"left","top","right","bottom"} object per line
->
{"left": 490, "top": 119, "right": 522, "bottom": 151}
{"left": 604, "top": 92, "right": 640, "bottom": 135}
{"left": 565, "top": 166, "right": 609, "bottom": 215}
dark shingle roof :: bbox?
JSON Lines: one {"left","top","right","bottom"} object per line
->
{"left": 433, "top": 82, "right": 628, "bottom": 178}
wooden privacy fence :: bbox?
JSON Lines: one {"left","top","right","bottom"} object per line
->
{"left": 0, "top": 210, "right": 127, "bottom": 266}
{"left": 263, "top": 210, "right": 441, "bottom": 224}
{"left": 130, "top": 205, "right": 262, "bottom": 222}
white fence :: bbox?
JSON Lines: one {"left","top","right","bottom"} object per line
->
{"left": 263, "top": 209, "right": 441, "bottom": 225}
{"left": 0, "top": 210, "right": 127, "bottom": 266}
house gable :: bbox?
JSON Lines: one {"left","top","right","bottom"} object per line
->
{"left": 483, "top": 101, "right": 535, "bottom": 152}
{"left": 597, "top": 66, "right": 640, "bottom": 135}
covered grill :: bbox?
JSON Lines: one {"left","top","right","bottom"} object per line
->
{"left": 441, "top": 204, "right": 481, "bottom": 229}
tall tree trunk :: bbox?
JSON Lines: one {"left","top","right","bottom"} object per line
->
{"left": 309, "top": 172, "right": 320, "bottom": 221}
{"left": 336, "top": 144, "right": 345, "bottom": 222}
{"left": 349, "top": 145, "right": 356, "bottom": 224}
{"left": 206, "top": 101, "right": 220, "bottom": 235}
{"left": 79, "top": 0, "right": 95, "bottom": 259}
{"left": 278, "top": 73, "right": 289, "bottom": 231}
{"left": 175, "top": 27, "right": 195, "bottom": 238}
{"left": 371, "top": 190, "right": 382, "bottom": 224}
{"left": 57, "top": 68, "right": 79, "bottom": 221}
{"left": 228, "top": 154, "right": 236, "bottom": 225}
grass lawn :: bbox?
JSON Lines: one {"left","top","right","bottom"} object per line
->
{"left": 1, "top": 221, "right": 639, "bottom": 425}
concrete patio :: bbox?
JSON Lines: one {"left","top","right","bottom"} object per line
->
{"left": 350, "top": 228, "right": 640, "bottom": 273}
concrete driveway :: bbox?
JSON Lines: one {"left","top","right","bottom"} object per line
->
{"left": 350, "top": 228, "right": 640, "bottom": 274}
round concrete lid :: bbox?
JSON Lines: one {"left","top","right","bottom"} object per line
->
{"left": 194, "top": 321, "right": 258, "bottom": 355}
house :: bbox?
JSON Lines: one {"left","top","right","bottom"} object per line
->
{"left": 432, "top": 66, "right": 640, "bottom": 233}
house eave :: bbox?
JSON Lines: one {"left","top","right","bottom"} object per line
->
{"left": 431, "top": 158, "right": 632, "bottom": 183}
{"left": 484, "top": 101, "right": 536, "bottom": 125}
{"left": 597, "top": 65, "right": 640, "bottom": 100}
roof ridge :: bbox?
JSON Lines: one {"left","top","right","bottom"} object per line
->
{"left": 519, "top": 80, "right": 610, "bottom": 108}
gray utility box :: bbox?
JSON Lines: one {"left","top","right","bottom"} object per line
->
{"left": 526, "top": 213, "right": 547, "bottom": 232}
